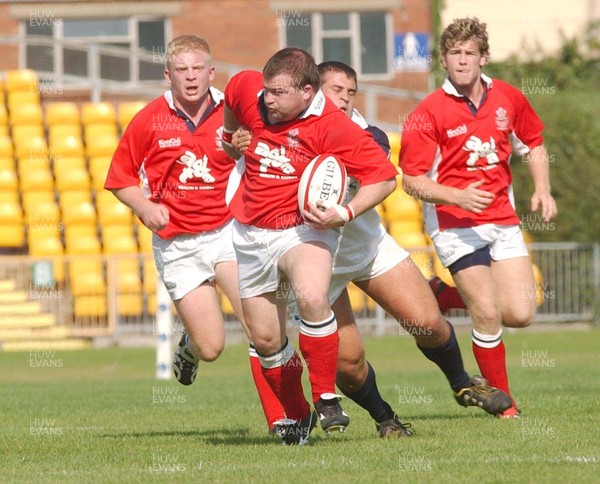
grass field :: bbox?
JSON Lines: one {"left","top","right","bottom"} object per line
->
{"left": 1, "top": 327, "right": 599, "bottom": 483}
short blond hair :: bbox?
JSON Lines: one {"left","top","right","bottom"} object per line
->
{"left": 440, "top": 17, "right": 490, "bottom": 60}
{"left": 166, "top": 35, "right": 211, "bottom": 68}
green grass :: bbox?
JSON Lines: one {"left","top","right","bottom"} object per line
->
{"left": 1, "top": 328, "right": 599, "bottom": 483}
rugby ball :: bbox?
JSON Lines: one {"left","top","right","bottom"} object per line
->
{"left": 298, "top": 154, "right": 347, "bottom": 213}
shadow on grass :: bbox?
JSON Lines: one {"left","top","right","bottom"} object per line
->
{"left": 99, "top": 427, "right": 279, "bottom": 446}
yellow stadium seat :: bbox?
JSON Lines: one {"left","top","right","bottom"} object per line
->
{"left": 387, "top": 220, "right": 424, "bottom": 236}
{"left": 389, "top": 229, "right": 429, "bottom": 249}
{"left": 96, "top": 190, "right": 134, "bottom": 226}
{"left": 142, "top": 258, "right": 158, "bottom": 294}
{"left": 0, "top": 225, "right": 25, "bottom": 248}
{"left": 74, "top": 294, "right": 108, "bottom": 318}
{"left": 7, "top": 91, "right": 40, "bottom": 111}
{"left": 0, "top": 200, "right": 23, "bottom": 224}
{"left": 0, "top": 104, "right": 7, "bottom": 127}
{"left": 52, "top": 156, "right": 87, "bottom": 176}
{"left": 17, "top": 156, "right": 51, "bottom": 177}
{"left": 50, "top": 135, "right": 85, "bottom": 158}
{"left": 19, "top": 167, "right": 54, "bottom": 192}
{"left": 0, "top": 168, "right": 18, "bottom": 192}
{"left": 89, "top": 156, "right": 111, "bottom": 191}
{"left": 383, "top": 190, "right": 422, "bottom": 222}
{"left": 28, "top": 234, "right": 65, "bottom": 282}
{"left": 12, "top": 124, "right": 44, "bottom": 139}
{"left": 0, "top": 135, "right": 13, "bottom": 158}
{"left": 64, "top": 225, "right": 97, "bottom": 247}
{"left": 433, "top": 254, "right": 455, "bottom": 286}
{"left": 65, "top": 232, "right": 101, "bottom": 255}
{"left": 85, "top": 134, "right": 119, "bottom": 158}
{"left": 61, "top": 200, "right": 97, "bottom": 226}
{"left": 0, "top": 191, "right": 18, "bottom": 203}
{"left": 14, "top": 134, "right": 48, "bottom": 160}
{"left": 84, "top": 123, "right": 118, "bottom": 145}
{"left": 347, "top": 283, "right": 366, "bottom": 312}
{"left": 116, "top": 293, "right": 144, "bottom": 317}
{"left": 532, "top": 263, "right": 544, "bottom": 307}
{"left": 5, "top": 69, "right": 38, "bottom": 93}
{"left": 45, "top": 102, "right": 80, "bottom": 126}
{"left": 118, "top": 101, "right": 146, "bottom": 131}
{"left": 9, "top": 103, "right": 44, "bottom": 127}
{"left": 102, "top": 227, "right": 138, "bottom": 255}
{"left": 386, "top": 131, "right": 401, "bottom": 166}
{"left": 0, "top": 201, "right": 25, "bottom": 248}
{"left": 59, "top": 190, "right": 92, "bottom": 209}
{"left": 24, "top": 200, "right": 60, "bottom": 228}
{"left": 70, "top": 259, "right": 106, "bottom": 305}
{"left": 0, "top": 126, "right": 8, "bottom": 137}
{"left": 0, "top": 160, "right": 14, "bottom": 175}
{"left": 48, "top": 124, "right": 82, "bottom": 146}
{"left": 137, "top": 224, "right": 153, "bottom": 254}
{"left": 22, "top": 191, "right": 54, "bottom": 215}
{"left": 54, "top": 166, "right": 91, "bottom": 192}
{"left": 81, "top": 102, "right": 116, "bottom": 126}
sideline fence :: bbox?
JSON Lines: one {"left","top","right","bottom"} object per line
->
{"left": 0, "top": 242, "right": 597, "bottom": 344}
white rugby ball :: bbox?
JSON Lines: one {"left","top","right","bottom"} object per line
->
{"left": 298, "top": 153, "right": 347, "bottom": 213}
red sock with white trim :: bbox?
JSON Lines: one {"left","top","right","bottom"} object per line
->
{"left": 471, "top": 328, "right": 514, "bottom": 398}
{"left": 249, "top": 344, "right": 286, "bottom": 430}
{"left": 258, "top": 339, "right": 309, "bottom": 421}
{"left": 298, "top": 311, "right": 339, "bottom": 403}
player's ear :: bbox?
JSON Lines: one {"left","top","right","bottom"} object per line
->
{"left": 164, "top": 67, "right": 171, "bottom": 84}
{"left": 301, "top": 84, "right": 314, "bottom": 101}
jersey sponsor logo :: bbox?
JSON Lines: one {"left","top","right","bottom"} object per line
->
{"left": 446, "top": 124, "right": 467, "bottom": 138}
{"left": 463, "top": 135, "right": 500, "bottom": 171}
{"left": 177, "top": 150, "right": 216, "bottom": 184}
{"left": 254, "top": 141, "right": 295, "bottom": 175}
{"left": 158, "top": 137, "right": 182, "bottom": 148}
{"left": 495, "top": 107, "right": 509, "bottom": 131}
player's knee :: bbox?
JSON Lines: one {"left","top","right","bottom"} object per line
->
{"left": 398, "top": 309, "right": 441, "bottom": 337}
{"left": 337, "top": 350, "right": 365, "bottom": 376}
{"left": 198, "top": 344, "right": 223, "bottom": 362}
{"left": 503, "top": 307, "right": 535, "bottom": 328}
{"left": 295, "top": 293, "right": 331, "bottom": 322}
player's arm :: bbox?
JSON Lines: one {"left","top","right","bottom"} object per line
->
{"left": 221, "top": 104, "right": 241, "bottom": 160}
{"left": 524, "top": 144, "right": 557, "bottom": 222}
{"left": 110, "top": 186, "right": 169, "bottom": 232}
{"left": 305, "top": 177, "right": 396, "bottom": 229}
{"left": 402, "top": 173, "right": 494, "bottom": 214}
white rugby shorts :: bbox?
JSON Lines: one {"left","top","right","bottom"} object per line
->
{"left": 288, "top": 232, "right": 409, "bottom": 324}
{"left": 329, "top": 232, "right": 409, "bottom": 302}
{"left": 431, "top": 224, "right": 529, "bottom": 268}
{"left": 233, "top": 220, "right": 340, "bottom": 299}
{"left": 152, "top": 220, "right": 236, "bottom": 300}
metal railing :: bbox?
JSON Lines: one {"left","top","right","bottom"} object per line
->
{"left": 0, "top": 242, "right": 597, "bottom": 345}
{"left": 0, "top": 35, "right": 426, "bottom": 130}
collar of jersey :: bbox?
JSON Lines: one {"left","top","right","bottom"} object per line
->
{"left": 442, "top": 73, "right": 493, "bottom": 97}
{"left": 163, "top": 86, "right": 224, "bottom": 111}
{"left": 351, "top": 109, "right": 369, "bottom": 129}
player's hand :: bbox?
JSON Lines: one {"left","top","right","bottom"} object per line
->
{"left": 302, "top": 202, "right": 346, "bottom": 229}
{"left": 531, "top": 191, "right": 557, "bottom": 222}
{"left": 232, "top": 127, "right": 251, "bottom": 153}
{"left": 139, "top": 201, "right": 170, "bottom": 231}
{"left": 456, "top": 180, "right": 495, "bottom": 213}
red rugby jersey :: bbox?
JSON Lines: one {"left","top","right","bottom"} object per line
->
{"left": 225, "top": 70, "right": 397, "bottom": 229}
{"left": 399, "top": 75, "right": 544, "bottom": 231}
{"left": 105, "top": 88, "right": 235, "bottom": 239}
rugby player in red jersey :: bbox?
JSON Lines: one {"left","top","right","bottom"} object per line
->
{"left": 400, "top": 18, "right": 557, "bottom": 418}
